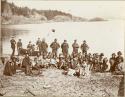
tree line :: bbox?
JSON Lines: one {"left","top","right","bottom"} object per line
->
{"left": 1, "top": 0, "right": 72, "bottom": 20}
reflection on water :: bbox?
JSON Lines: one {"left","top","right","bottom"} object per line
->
{"left": 1, "top": 21, "right": 124, "bottom": 58}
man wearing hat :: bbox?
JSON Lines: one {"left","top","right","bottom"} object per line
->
{"left": 72, "top": 40, "right": 79, "bottom": 54}
{"left": 115, "top": 51, "right": 124, "bottom": 71}
{"left": 50, "top": 38, "right": 60, "bottom": 58}
{"left": 109, "top": 53, "right": 116, "bottom": 72}
{"left": 41, "top": 38, "right": 48, "bottom": 57}
{"left": 10, "top": 36, "right": 16, "bottom": 56}
{"left": 17, "top": 39, "right": 22, "bottom": 56}
{"left": 36, "top": 38, "right": 42, "bottom": 53}
{"left": 27, "top": 41, "right": 33, "bottom": 55}
{"left": 81, "top": 40, "right": 89, "bottom": 55}
{"left": 116, "top": 51, "right": 124, "bottom": 64}
{"left": 61, "top": 40, "right": 69, "bottom": 57}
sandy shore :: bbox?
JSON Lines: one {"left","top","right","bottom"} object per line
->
{"left": 0, "top": 67, "right": 123, "bottom": 97}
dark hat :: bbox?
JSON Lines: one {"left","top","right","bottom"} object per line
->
{"left": 83, "top": 40, "right": 86, "bottom": 42}
{"left": 117, "top": 51, "right": 122, "bottom": 55}
{"left": 112, "top": 53, "right": 116, "bottom": 56}
{"left": 54, "top": 38, "right": 57, "bottom": 41}
{"left": 100, "top": 53, "right": 104, "bottom": 56}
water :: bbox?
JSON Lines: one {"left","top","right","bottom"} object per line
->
{"left": 1, "top": 20, "right": 124, "bottom": 58}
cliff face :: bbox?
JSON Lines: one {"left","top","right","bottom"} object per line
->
{"left": 1, "top": 0, "right": 86, "bottom": 24}
{"left": 1, "top": 0, "right": 12, "bottom": 18}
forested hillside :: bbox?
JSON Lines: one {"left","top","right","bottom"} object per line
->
{"left": 1, "top": 0, "right": 86, "bottom": 24}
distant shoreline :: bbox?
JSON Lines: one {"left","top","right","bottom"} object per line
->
{"left": 1, "top": 20, "right": 109, "bottom": 26}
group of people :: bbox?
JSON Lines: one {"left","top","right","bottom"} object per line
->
{"left": 10, "top": 37, "right": 89, "bottom": 58}
{"left": 3, "top": 37, "right": 124, "bottom": 77}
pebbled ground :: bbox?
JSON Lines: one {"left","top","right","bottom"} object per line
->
{"left": 0, "top": 67, "right": 123, "bottom": 97}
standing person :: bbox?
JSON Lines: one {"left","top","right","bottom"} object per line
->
{"left": 72, "top": 40, "right": 79, "bottom": 54}
{"left": 27, "top": 41, "right": 33, "bottom": 55}
{"left": 109, "top": 53, "right": 116, "bottom": 72}
{"left": 61, "top": 40, "right": 69, "bottom": 57}
{"left": 81, "top": 40, "right": 89, "bottom": 55}
{"left": 115, "top": 51, "right": 124, "bottom": 73}
{"left": 22, "top": 53, "right": 31, "bottom": 75}
{"left": 50, "top": 38, "right": 60, "bottom": 58}
{"left": 10, "top": 36, "right": 16, "bottom": 56}
{"left": 41, "top": 38, "right": 48, "bottom": 57}
{"left": 115, "top": 51, "right": 124, "bottom": 66}
{"left": 99, "top": 53, "right": 104, "bottom": 72}
{"left": 36, "top": 38, "right": 42, "bottom": 54}
{"left": 17, "top": 39, "right": 22, "bottom": 56}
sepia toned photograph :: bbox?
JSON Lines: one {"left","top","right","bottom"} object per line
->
{"left": 0, "top": 0, "right": 124, "bottom": 96}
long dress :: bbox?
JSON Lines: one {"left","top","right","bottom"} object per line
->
{"left": 3, "top": 61, "right": 13, "bottom": 76}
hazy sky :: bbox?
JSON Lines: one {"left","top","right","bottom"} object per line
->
{"left": 8, "top": 0, "right": 125, "bottom": 19}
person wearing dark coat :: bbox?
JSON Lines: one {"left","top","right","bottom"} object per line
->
{"left": 50, "top": 39, "right": 60, "bottom": 58}
{"left": 114, "top": 51, "right": 124, "bottom": 73}
{"left": 99, "top": 53, "right": 104, "bottom": 72}
{"left": 61, "top": 40, "right": 69, "bottom": 57}
{"left": 109, "top": 53, "right": 116, "bottom": 72}
{"left": 27, "top": 41, "right": 33, "bottom": 55}
{"left": 72, "top": 40, "right": 79, "bottom": 54}
{"left": 10, "top": 36, "right": 16, "bottom": 56}
{"left": 11, "top": 56, "right": 17, "bottom": 74}
{"left": 115, "top": 51, "right": 124, "bottom": 66}
{"left": 101, "top": 57, "right": 108, "bottom": 72}
{"left": 81, "top": 40, "right": 89, "bottom": 55}
{"left": 17, "top": 39, "right": 22, "bottom": 56}
{"left": 3, "top": 57, "right": 16, "bottom": 76}
{"left": 22, "top": 54, "right": 31, "bottom": 75}
{"left": 36, "top": 38, "right": 42, "bottom": 53}
{"left": 3, "top": 60, "right": 13, "bottom": 76}
{"left": 41, "top": 39, "right": 48, "bottom": 57}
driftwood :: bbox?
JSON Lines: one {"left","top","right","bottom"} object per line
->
{"left": 24, "top": 88, "right": 36, "bottom": 96}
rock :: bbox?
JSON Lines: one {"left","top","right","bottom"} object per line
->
{"left": 43, "top": 85, "right": 51, "bottom": 89}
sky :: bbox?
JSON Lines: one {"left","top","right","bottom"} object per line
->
{"left": 7, "top": 0, "right": 125, "bottom": 19}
